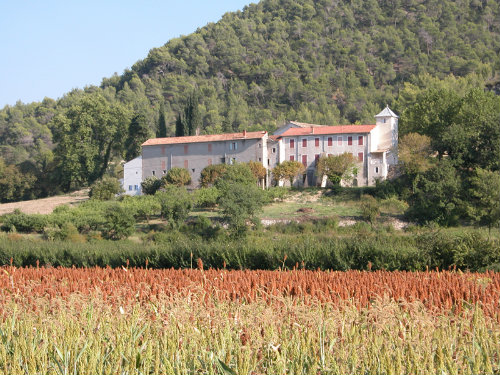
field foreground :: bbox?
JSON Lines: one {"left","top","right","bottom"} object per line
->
{"left": 1, "top": 267, "right": 499, "bottom": 374}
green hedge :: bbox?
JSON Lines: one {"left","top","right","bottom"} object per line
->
{"left": 0, "top": 230, "right": 497, "bottom": 272}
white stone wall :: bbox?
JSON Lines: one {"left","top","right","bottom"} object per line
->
{"left": 122, "top": 156, "right": 142, "bottom": 195}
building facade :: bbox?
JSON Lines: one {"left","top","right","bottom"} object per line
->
{"left": 128, "top": 106, "right": 398, "bottom": 191}
{"left": 141, "top": 131, "right": 268, "bottom": 189}
{"left": 121, "top": 156, "right": 142, "bottom": 195}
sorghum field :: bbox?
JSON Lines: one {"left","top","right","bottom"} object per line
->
{"left": 1, "top": 265, "right": 499, "bottom": 374}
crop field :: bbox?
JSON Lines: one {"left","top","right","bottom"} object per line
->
{"left": 1, "top": 266, "right": 499, "bottom": 374}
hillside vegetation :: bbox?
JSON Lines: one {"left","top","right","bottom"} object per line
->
{"left": 0, "top": 0, "right": 499, "bottom": 199}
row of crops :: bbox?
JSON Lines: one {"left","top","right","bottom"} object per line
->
{"left": 0, "top": 266, "right": 499, "bottom": 374}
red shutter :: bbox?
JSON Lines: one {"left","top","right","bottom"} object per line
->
{"left": 315, "top": 154, "right": 320, "bottom": 164}
{"left": 358, "top": 152, "right": 363, "bottom": 162}
{"left": 290, "top": 139, "right": 295, "bottom": 149}
{"left": 328, "top": 137, "right": 332, "bottom": 146}
{"left": 302, "top": 139, "right": 307, "bottom": 148}
{"left": 315, "top": 138, "right": 320, "bottom": 147}
{"left": 290, "top": 155, "right": 294, "bottom": 161}
{"left": 184, "top": 145, "right": 189, "bottom": 154}
{"left": 338, "top": 137, "right": 342, "bottom": 146}
{"left": 184, "top": 160, "right": 188, "bottom": 169}
{"left": 302, "top": 155, "right": 307, "bottom": 167}
{"left": 161, "top": 146, "right": 166, "bottom": 156}
{"left": 348, "top": 136, "right": 352, "bottom": 146}
{"left": 358, "top": 136, "right": 363, "bottom": 145}
{"left": 208, "top": 143, "right": 212, "bottom": 152}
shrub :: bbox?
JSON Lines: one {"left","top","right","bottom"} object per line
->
{"left": 200, "top": 164, "right": 228, "bottom": 187}
{"left": 193, "top": 187, "right": 220, "bottom": 208}
{"left": 360, "top": 195, "right": 380, "bottom": 227}
{"left": 155, "top": 186, "right": 193, "bottom": 227}
{"left": 164, "top": 167, "right": 192, "bottom": 187}
{"left": 1, "top": 210, "right": 48, "bottom": 233}
{"left": 141, "top": 176, "right": 163, "bottom": 195}
{"left": 89, "top": 177, "right": 122, "bottom": 200}
{"left": 100, "top": 203, "right": 135, "bottom": 240}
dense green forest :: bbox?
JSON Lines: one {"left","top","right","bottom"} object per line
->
{"left": 0, "top": 0, "right": 499, "bottom": 199}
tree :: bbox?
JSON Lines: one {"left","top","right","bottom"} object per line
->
{"left": 89, "top": 177, "right": 123, "bottom": 200}
{"left": 247, "top": 160, "right": 267, "bottom": 186}
{"left": 176, "top": 92, "right": 201, "bottom": 137}
{"left": 155, "top": 186, "right": 192, "bottom": 226}
{"left": 0, "top": 158, "right": 36, "bottom": 202}
{"left": 316, "top": 153, "right": 358, "bottom": 186}
{"left": 141, "top": 176, "right": 163, "bottom": 195}
{"left": 360, "top": 195, "right": 380, "bottom": 227}
{"left": 272, "top": 160, "right": 305, "bottom": 187}
{"left": 398, "top": 133, "right": 433, "bottom": 176}
{"left": 52, "top": 93, "right": 130, "bottom": 190}
{"left": 406, "top": 160, "right": 462, "bottom": 226}
{"left": 100, "top": 203, "right": 135, "bottom": 240}
{"left": 218, "top": 182, "right": 264, "bottom": 237}
{"left": 214, "top": 163, "right": 257, "bottom": 193}
{"left": 200, "top": 164, "right": 228, "bottom": 187}
{"left": 125, "top": 112, "right": 150, "bottom": 161}
{"left": 157, "top": 102, "right": 168, "bottom": 138}
{"left": 467, "top": 168, "right": 500, "bottom": 234}
{"left": 163, "top": 167, "right": 191, "bottom": 186}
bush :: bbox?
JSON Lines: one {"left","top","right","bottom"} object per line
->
{"left": 164, "top": 167, "right": 192, "bottom": 187}
{"left": 141, "top": 176, "right": 163, "bottom": 195}
{"left": 89, "top": 177, "right": 122, "bottom": 200}
{"left": 1, "top": 210, "right": 48, "bottom": 233}
{"left": 155, "top": 186, "right": 193, "bottom": 227}
{"left": 100, "top": 203, "right": 136, "bottom": 240}
{"left": 193, "top": 187, "right": 220, "bottom": 208}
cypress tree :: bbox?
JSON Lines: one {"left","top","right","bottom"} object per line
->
{"left": 157, "top": 102, "right": 167, "bottom": 138}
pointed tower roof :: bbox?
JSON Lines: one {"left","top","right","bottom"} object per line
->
{"left": 375, "top": 105, "right": 399, "bottom": 118}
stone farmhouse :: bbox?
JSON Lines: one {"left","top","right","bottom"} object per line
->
{"left": 122, "top": 106, "right": 398, "bottom": 191}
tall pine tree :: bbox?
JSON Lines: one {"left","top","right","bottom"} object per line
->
{"left": 157, "top": 102, "right": 168, "bottom": 138}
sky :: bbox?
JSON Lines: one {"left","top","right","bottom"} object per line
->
{"left": 0, "top": 0, "right": 253, "bottom": 108}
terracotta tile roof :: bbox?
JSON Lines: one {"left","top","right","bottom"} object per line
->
{"left": 281, "top": 124, "right": 376, "bottom": 136}
{"left": 142, "top": 131, "right": 267, "bottom": 146}
{"left": 288, "top": 121, "right": 326, "bottom": 128}
{"left": 268, "top": 135, "right": 280, "bottom": 141}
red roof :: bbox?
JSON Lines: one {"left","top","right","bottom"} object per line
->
{"left": 280, "top": 124, "right": 376, "bottom": 137}
{"left": 142, "top": 131, "right": 267, "bottom": 146}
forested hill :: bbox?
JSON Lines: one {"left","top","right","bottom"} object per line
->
{"left": 0, "top": 0, "right": 499, "bottom": 199}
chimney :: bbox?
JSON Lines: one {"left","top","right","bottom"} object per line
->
{"left": 243, "top": 129, "right": 247, "bottom": 138}
{"left": 310, "top": 126, "right": 314, "bottom": 134}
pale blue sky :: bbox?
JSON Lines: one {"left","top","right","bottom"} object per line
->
{"left": 0, "top": 1, "right": 253, "bottom": 108}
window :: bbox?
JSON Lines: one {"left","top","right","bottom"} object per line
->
{"left": 290, "top": 139, "right": 295, "bottom": 149}
{"left": 348, "top": 136, "right": 353, "bottom": 146}
{"left": 258, "top": 157, "right": 262, "bottom": 162}
{"left": 229, "top": 142, "right": 237, "bottom": 150}
{"left": 267, "top": 159, "right": 270, "bottom": 166}
{"left": 208, "top": 143, "right": 212, "bottom": 152}
{"left": 290, "top": 155, "right": 295, "bottom": 161}
{"left": 152, "top": 170, "right": 156, "bottom": 176}
{"left": 302, "top": 139, "right": 307, "bottom": 148}
{"left": 184, "top": 160, "right": 188, "bottom": 169}
{"left": 375, "top": 167, "right": 379, "bottom": 174}
{"left": 272, "top": 148, "right": 276, "bottom": 153}
{"left": 163, "top": 170, "right": 167, "bottom": 175}
{"left": 230, "top": 157, "right": 236, "bottom": 165}
{"left": 128, "top": 185, "right": 133, "bottom": 191}
{"left": 134, "top": 185, "right": 138, "bottom": 191}
{"left": 358, "top": 136, "right": 363, "bottom": 145}
{"left": 161, "top": 146, "right": 166, "bottom": 156}
{"left": 161, "top": 160, "right": 166, "bottom": 169}
{"left": 315, "top": 154, "right": 320, "bottom": 164}
{"left": 383, "top": 118, "right": 386, "bottom": 123}
{"left": 358, "top": 152, "right": 363, "bottom": 162}
{"left": 192, "top": 169, "right": 195, "bottom": 173}
{"left": 184, "top": 145, "right": 189, "bottom": 154}
{"left": 328, "top": 137, "right": 333, "bottom": 146}
{"left": 302, "top": 155, "right": 307, "bottom": 167}
{"left": 315, "top": 138, "right": 320, "bottom": 147}
{"left": 337, "top": 136, "right": 342, "bottom": 146}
